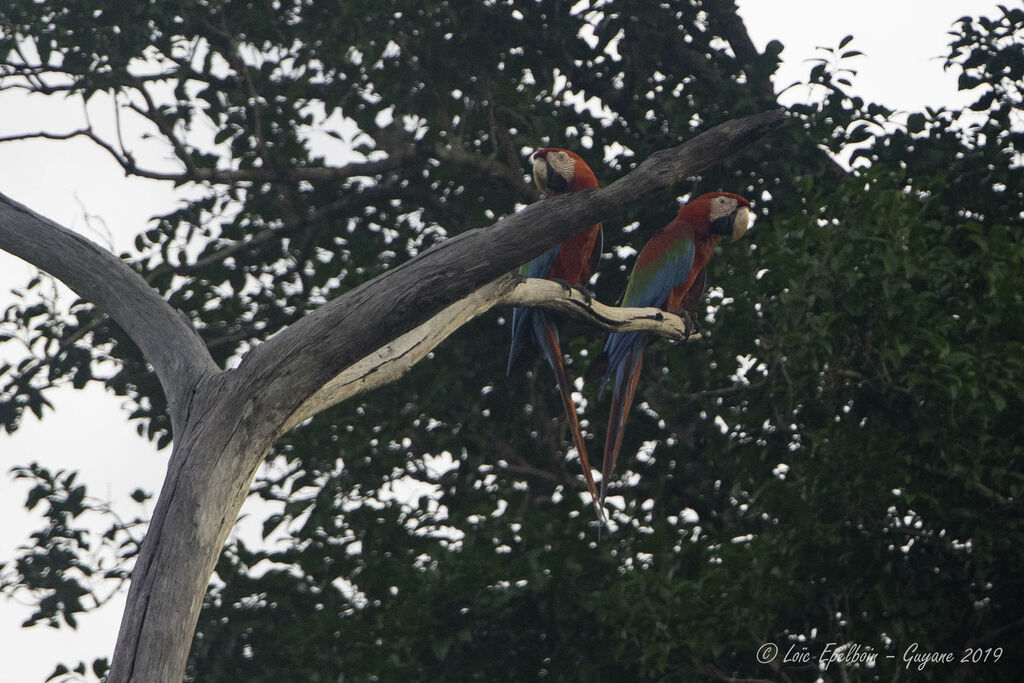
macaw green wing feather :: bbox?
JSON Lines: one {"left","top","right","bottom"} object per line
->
{"left": 621, "top": 236, "right": 696, "bottom": 309}
{"left": 599, "top": 237, "right": 695, "bottom": 393}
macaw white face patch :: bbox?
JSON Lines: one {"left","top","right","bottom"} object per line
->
{"left": 709, "top": 195, "right": 749, "bottom": 241}
{"left": 532, "top": 150, "right": 575, "bottom": 195}
{"left": 547, "top": 150, "right": 575, "bottom": 183}
{"left": 709, "top": 195, "right": 738, "bottom": 222}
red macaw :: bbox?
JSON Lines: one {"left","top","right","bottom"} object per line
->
{"left": 596, "top": 192, "right": 751, "bottom": 510}
{"left": 508, "top": 148, "right": 604, "bottom": 523}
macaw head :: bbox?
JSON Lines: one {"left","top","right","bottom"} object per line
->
{"left": 531, "top": 148, "right": 599, "bottom": 196}
{"left": 697, "top": 192, "right": 752, "bottom": 242}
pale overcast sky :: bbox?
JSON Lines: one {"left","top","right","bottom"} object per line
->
{"left": 0, "top": 2, "right": 1004, "bottom": 680}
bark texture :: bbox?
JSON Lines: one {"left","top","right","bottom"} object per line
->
{"left": 0, "top": 109, "right": 786, "bottom": 682}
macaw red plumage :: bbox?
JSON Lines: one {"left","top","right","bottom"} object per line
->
{"left": 508, "top": 148, "right": 604, "bottom": 523}
{"left": 597, "top": 192, "right": 751, "bottom": 510}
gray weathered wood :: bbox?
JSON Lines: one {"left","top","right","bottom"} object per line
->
{"left": 0, "top": 108, "right": 785, "bottom": 682}
{"left": 283, "top": 275, "right": 701, "bottom": 433}
{"left": 0, "top": 195, "right": 218, "bottom": 436}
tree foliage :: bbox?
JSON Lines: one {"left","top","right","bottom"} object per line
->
{"left": 1, "top": 1, "right": 1022, "bottom": 680}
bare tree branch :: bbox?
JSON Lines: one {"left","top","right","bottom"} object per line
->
{"left": 281, "top": 275, "right": 700, "bottom": 432}
{"left": 501, "top": 277, "right": 698, "bottom": 340}
{"left": 0, "top": 194, "right": 217, "bottom": 434}
{"left": 0, "top": 109, "right": 786, "bottom": 683}
{"left": 245, "top": 109, "right": 786, "bottom": 444}
{"left": 0, "top": 122, "right": 415, "bottom": 184}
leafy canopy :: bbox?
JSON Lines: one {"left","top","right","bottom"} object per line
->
{"left": 1, "top": 1, "right": 1022, "bottom": 680}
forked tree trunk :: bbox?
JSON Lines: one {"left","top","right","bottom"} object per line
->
{"left": 0, "top": 110, "right": 786, "bottom": 681}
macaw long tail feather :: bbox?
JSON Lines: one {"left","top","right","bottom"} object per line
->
{"left": 532, "top": 314, "right": 607, "bottom": 526}
{"left": 506, "top": 305, "right": 534, "bottom": 376}
{"left": 600, "top": 349, "right": 644, "bottom": 508}
{"left": 598, "top": 330, "right": 644, "bottom": 397}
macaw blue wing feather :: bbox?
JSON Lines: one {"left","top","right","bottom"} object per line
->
{"left": 520, "top": 243, "right": 561, "bottom": 279}
{"left": 599, "top": 239, "right": 695, "bottom": 393}
{"left": 597, "top": 235, "right": 696, "bottom": 507}
{"left": 507, "top": 244, "right": 563, "bottom": 375}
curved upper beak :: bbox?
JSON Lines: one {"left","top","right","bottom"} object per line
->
{"left": 532, "top": 155, "right": 548, "bottom": 194}
{"left": 711, "top": 206, "right": 751, "bottom": 241}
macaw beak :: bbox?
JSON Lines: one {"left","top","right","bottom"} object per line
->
{"left": 532, "top": 155, "right": 567, "bottom": 195}
{"left": 711, "top": 206, "right": 750, "bottom": 241}
{"left": 546, "top": 164, "right": 568, "bottom": 193}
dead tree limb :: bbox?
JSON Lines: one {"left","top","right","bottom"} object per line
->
{"left": 283, "top": 275, "right": 700, "bottom": 432}
{"left": 0, "top": 108, "right": 786, "bottom": 682}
